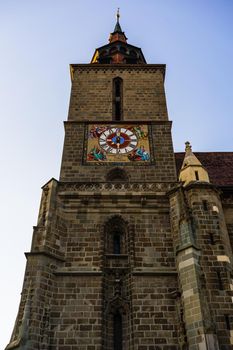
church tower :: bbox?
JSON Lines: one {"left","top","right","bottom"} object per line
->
{"left": 6, "top": 13, "right": 233, "bottom": 350}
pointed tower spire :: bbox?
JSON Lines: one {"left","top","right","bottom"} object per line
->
{"left": 109, "top": 9, "right": 127, "bottom": 44}
{"left": 114, "top": 8, "right": 123, "bottom": 33}
{"left": 179, "top": 141, "right": 210, "bottom": 186}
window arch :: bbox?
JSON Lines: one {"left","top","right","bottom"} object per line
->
{"left": 106, "top": 167, "right": 129, "bottom": 182}
{"left": 113, "top": 77, "right": 123, "bottom": 121}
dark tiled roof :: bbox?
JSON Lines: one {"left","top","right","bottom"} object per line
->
{"left": 175, "top": 152, "right": 233, "bottom": 186}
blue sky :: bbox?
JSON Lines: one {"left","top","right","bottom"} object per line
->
{"left": 0, "top": 0, "right": 233, "bottom": 347}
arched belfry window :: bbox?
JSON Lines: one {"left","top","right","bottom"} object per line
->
{"left": 113, "top": 77, "right": 123, "bottom": 121}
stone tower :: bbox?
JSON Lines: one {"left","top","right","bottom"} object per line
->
{"left": 6, "top": 13, "right": 233, "bottom": 350}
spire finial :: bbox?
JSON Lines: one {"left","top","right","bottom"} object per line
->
{"left": 185, "top": 141, "right": 192, "bottom": 152}
{"left": 116, "top": 8, "right": 120, "bottom": 22}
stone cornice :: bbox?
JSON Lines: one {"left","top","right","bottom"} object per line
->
{"left": 63, "top": 120, "right": 172, "bottom": 126}
{"left": 70, "top": 63, "right": 166, "bottom": 81}
{"left": 184, "top": 181, "right": 221, "bottom": 194}
{"left": 167, "top": 181, "right": 221, "bottom": 196}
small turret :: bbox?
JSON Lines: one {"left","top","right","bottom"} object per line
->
{"left": 179, "top": 141, "right": 210, "bottom": 186}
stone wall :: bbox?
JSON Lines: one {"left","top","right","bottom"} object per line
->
{"left": 169, "top": 183, "right": 233, "bottom": 349}
{"left": 50, "top": 275, "right": 103, "bottom": 350}
{"left": 68, "top": 65, "right": 168, "bottom": 122}
{"left": 132, "top": 275, "right": 179, "bottom": 350}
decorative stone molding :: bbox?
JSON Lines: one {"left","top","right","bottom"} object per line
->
{"left": 71, "top": 63, "right": 166, "bottom": 76}
{"left": 58, "top": 181, "right": 174, "bottom": 194}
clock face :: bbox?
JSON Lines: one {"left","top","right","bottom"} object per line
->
{"left": 86, "top": 124, "right": 151, "bottom": 164}
{"left": 99, "top": 127, "right": 138, "bottom": 154}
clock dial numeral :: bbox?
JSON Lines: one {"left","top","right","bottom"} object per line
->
{"left": 104, "top": 130, "right": 111, "bottom": 137}
{"left": 130, "top": 136, "right": 137, "bottom": 141}
{"left": 125, "top": 129, "right": 133, "bottom": 136}
{"left": 129, "top": 142, "right": 137, "bottom": 148}
{"left": 99, "top": 140, "right": 107, "bottom": 146}
{"left": 101, "top": 143, "right": 109, "bottom": 150}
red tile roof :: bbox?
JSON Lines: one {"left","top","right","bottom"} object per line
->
{"left": 175, "top": 152, "right": 233, "bottom": 186}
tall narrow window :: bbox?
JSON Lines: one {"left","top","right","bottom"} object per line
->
{"left": 114, "top": 312, "right": 123, "bottom": 350}
{"left": 195, "top": 171, "right": 199, "bottom": 181}
{"left": 209, "top": 232, "right": 215, "bottom": 245}
{"left": 216, "top": 271, "right": 223, "bottom": 290}
{"left": 202, "top": 200, "right": 208, "bottom": 211}
{"left": 113, "top": 78, "right": 123, "bottom": 121}
{"left": 224, "top": 315, "right": 231, "bottom": 330}
{"left": 113, "top": 233, "right": 121, "bottom": 254}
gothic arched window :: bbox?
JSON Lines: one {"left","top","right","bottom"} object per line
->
{"left": 104, "top": 215, "right": 128, "bottom": 255}
{"left": 113, "top": 77, "right": 123, "bottom": 121}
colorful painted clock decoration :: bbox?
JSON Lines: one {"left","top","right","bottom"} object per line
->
{"left": 86, "top": 124, "right": 151, "bottom": 163}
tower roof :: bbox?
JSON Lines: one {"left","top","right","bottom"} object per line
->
{"left": 175, "top": 151, "right": 233, "bottom": 187}
{"left": 91, "top": 11, "right": 146, "bottom": 64}
{"left": 181, "top": 141, "right": 202, "bottom": 168}
{"left": 178, "top": 142, "right": 210, "bottom": 186}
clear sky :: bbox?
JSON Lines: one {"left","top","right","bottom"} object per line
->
{"left": 0, "top": 0, "right": 233, "bottom": 347}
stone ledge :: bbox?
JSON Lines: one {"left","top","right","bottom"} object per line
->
{"left": 25, "top": 251, "right": 65, "bottom": 262}
{"left": 176, "top": 243, "right": 201, "bottom": 256}
{"left": 105, "top": 254, "right": 128, "bottom": 259}
{"left": 64, "top": 120, "right": 172, "bottom": 125}
{"left": 132, "top": 270, "right": 177, "bottom": 276}
{"left": 54, "top": 270, "right": 102, "bottom": 276}
{"left": 53, "top": 269, "right": 178, "bottom": 276}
